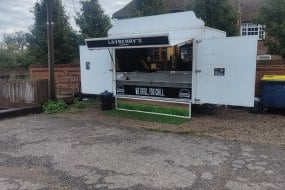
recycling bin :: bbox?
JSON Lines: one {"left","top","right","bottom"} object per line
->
{"left": 261, "top": 75, "right": 285, "bottom": 109}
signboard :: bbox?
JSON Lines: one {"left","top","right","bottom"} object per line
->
{"left": 117, "top": 85, "right": 191, "bottom": 99}
{"left": 86, "top": 35, "right": 169, "bottom": 49}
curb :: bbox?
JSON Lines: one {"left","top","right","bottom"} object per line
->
{"left": 0, "top": 106, "right": 43, "bottom": 120}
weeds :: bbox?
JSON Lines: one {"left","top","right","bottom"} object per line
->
{"left": 43, "top": 99, "right": 98, "bottom": 114}
{"left": 43, "top": 99, "right": 67, "bottom": 114}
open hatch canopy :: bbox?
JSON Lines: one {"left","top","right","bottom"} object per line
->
{"left": 86, "top": 34, "right": 169, "bottom": 49}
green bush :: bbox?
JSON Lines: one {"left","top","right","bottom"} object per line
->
{"left": 43, "top": 99, "right": 67, "bottom": 114}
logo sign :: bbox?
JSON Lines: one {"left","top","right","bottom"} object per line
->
{"left": 179, "top": 89, "right": 191, "bottom": 99}
{"left": 135, "top": 87, "right": 165, "bottom": 97}
{"left": 86, "top": 35, "right": 169, "bottom": 49}
{"left": 116, "top": 85, "right": 125, "bottom": 95}
{"left": 116, "top": 84, "right": 191, "bottom": 99}
{"left": 108, "top": 39, "right": 143, "bottom": 46}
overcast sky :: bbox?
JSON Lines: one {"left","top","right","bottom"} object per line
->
{"left": 0, "top": 0, "right": 132, "bottom": 41}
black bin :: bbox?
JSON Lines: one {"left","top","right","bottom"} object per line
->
{"left": 250, "top": 97, "right": 261, "bottom": 114}
{"left": 100, "top": 90, "right": 113, "bottom": 110}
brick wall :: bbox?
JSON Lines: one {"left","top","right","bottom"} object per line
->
{"left": 257, "top": 41, "right": 267, "bottom": 56}
{"left": 255, "top": 60, "right": 285, "bottom": 96}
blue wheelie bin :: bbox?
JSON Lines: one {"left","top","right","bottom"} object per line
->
{"left": 261, "top": 75, "right": 285, "bottom": 109}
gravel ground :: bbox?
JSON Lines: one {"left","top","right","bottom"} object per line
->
{"left": 0, "top": 112, "right": 284, "bottom": 189}
{"left": 58, "top": 106, "right": 285, "bottom": 146}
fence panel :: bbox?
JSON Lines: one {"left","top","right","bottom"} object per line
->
{"left": 29, "top": 65, "right": 80, "bottom": 95}
{"left": 0, "top": 79, "right": 48, "bottom": 105}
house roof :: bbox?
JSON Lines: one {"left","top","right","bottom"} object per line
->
{"left": 112, "top": 0, "right": 262, "bottom": 22}
{"left": 112, "top": 0, "right": 193, "bottom": 19}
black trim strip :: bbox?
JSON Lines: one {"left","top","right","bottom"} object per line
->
{"left": 86, "top": 35, "right": 169, "bottom": 49}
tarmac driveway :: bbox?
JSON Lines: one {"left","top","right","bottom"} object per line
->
{"left": 0, "top": 114, "right": 284, "bottom": 190}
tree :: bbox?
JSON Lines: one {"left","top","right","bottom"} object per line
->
{"left": 27, "top": 0, "right": 79, "bottom": 65}
{"left": 258, "top": 0, "right": 285, "bottom": 58}
{"left": 0, "top": 44, "right": 15, "bottom": 68}
{"left": 191, "top": 0, "right": 238, "bottom": 36}
{"left": 0, "top": 44, "right": 34, "bottom": 68}
{"left": 132, "top": 0, "right": 167, "bottom": 17}
{"left": 76, "top": 0, "right": 111, "bottom": 39}
{"left": 0, "top": 32, "right": 34, "bottom": 68}
{"left": 3, "top": 31, "right": 28, "bottom": 54}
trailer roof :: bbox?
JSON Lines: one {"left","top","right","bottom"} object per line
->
{"left": 85, "top": 11, "right": 228, "bottom": 49}
{"left": 108, "top": 11, "right": 205, "bottom": 37}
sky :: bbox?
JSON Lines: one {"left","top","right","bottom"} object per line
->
{"left": 0, "top": 0, "right": 132, "bottom": 41}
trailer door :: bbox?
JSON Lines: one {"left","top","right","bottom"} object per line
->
{"left": 193, "top": 37, "right": 257, "bottom": 107}
{"left": 80, "top": 46, "right": 113, "bottom": 95}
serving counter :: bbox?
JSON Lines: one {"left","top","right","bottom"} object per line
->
{"left": 116, "top": 71, "right": 192, "bottom": 88}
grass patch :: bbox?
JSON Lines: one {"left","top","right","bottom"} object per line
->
{"left": 71, "top": 99, "right": 99, "bottom": 109}
{"left": 104, "top": 109, "right": 189, "bottom": 125}
{"left": 117, "top": 102, "right": 189, "bottom": 117}
{"left": 65, "top": 99, "right": 99, "bottom": 114}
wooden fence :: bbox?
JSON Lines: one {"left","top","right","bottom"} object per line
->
{"left": 29, "top": 64, "right": 80, "bottom": 95}
{"left": 0, "top": 79, "right": 48, "bottom": 105}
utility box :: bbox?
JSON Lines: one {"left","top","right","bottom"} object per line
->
{"left": 261, "top": 75, "right": 285, "bottom": 108}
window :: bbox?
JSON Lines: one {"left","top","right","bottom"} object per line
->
{"left": 178, "top": 44, "right": 193, "bottom": 71}
{"left": 240, "top": 23, "right": 265, "bottom": 40}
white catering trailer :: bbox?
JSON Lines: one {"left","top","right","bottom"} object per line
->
{"left": 80, "top": 11, "right": 257, "bottom": 118}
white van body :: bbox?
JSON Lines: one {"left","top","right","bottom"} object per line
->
{"left": 80, "top": 11, "right": 257, "bottom": 107}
